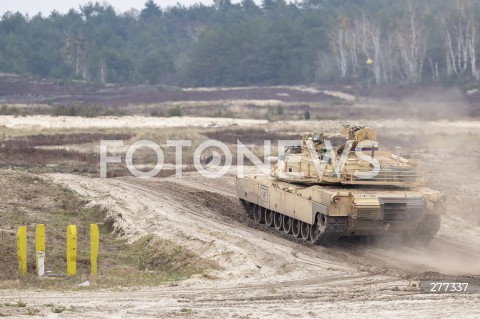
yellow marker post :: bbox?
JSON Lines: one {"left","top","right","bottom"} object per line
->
{"left": 16, "top": 226, "right": 27, "bottom": 277}
{"left": 35, "top": 224, "right": 45, "bottom": 274}
{"left": 66, "top": 225, "right": 77, "bottom": 276}
{"left": 90, "top": 224, "right": 99, "bottom": 274}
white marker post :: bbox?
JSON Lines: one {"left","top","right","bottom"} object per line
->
{"left": 37, "top": 251, "right": 45, "bottom": 277}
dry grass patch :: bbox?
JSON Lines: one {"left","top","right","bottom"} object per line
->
{"left": 0, "top": 170, "right": 218, "bottom": 289}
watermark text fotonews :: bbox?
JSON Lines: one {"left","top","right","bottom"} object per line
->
{"left": 99, "top": 139, "right": 380, "bottom": 179}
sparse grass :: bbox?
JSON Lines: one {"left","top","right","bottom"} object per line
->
{"left": 167, "top": 105, "right": 183, "bottom": 117}
{"left": 202, "top": 127, "right": 298, "bottom": 145}
{"left": 0, "top": 302, "right": 68, "bottom": 317}
{"left": 0, "top": 132, "right": 134, "bottom": 175}
{"left": 0, "top": 169, "right": 217, "bottom": 289}
{"left": 51, "top": 306, "right": 65, "bottom": 313}
{"left": 0, "top": 105, "right": 24, "bottom": 116}
{"left": 180, "top": 308, "right": 193, "bottom": 314}
{"left": 150, "top": 108, "right": 163, "bottom": 117}
{"left": 0, "top": 104, "right": 129, "bottom": 118}
{"left": 52, "top": 104, "right": 127, "bottom": 118}
{"left": 329, "top": 97, "right": 351, "bottom": 107}
{"left": 127, "top": 127, "right": 204, "bottom": 170}
{"left": 4, "top": 300, "right": 27, "bottom": 307}
{"left": 7, "top": 133, "right": 134, "bottom": 147}
{"left": 26, "top": 308, "right": 39, "bottom": 316}
{"left": 130, "top": 235, "right": 217, "bottom": 273}
{"left": 0, "top": 126, "right": 234, "bottom": 176}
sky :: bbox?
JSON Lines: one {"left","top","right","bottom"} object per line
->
{"left": 0, "top": 0, "right": 218, "bottom": 16}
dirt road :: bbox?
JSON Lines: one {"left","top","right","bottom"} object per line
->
{"left": 1, "top": 170, "right": 479, "bottom": 318}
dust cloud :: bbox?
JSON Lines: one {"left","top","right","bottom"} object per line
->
{"left": 354, "top": 87, "right": 480, "bottom": 278}
{"left": 396, "top": 87, "right": 471, "bottom": 120}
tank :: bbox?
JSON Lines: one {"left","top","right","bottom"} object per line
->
{"left": 236, "top": 125, "right": 445, "bottom": 245}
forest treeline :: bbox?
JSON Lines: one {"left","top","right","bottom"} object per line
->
{"left": 1, "top": 0, "right": 480, "bottom": 87}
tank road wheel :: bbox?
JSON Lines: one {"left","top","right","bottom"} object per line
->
{"left": 310, "top": 214, "right": 328, "bottom": 244}
{"left": 292, "top": 219, "right": 301, "bottom": 238}
{"left": 301, "top": 222, "right": 310, "bottom": 241}
{"left": 274, "top": 212, "right": 283, "bottom": 230}
{"left": 283, "top": 215, "right": 292, "bottom": 234}
{"left": 253, "top": 205, "right": 265, "bottom": 224}
{"left": 265, "top": 210, "right": 274, "bottom": 227}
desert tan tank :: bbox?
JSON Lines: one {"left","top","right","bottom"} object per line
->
{"left": 236, "top": 125, "right": 445, "bottom": 245}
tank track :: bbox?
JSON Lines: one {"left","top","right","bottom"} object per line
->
{"left": 312, "top": 216, "right": 348, "bottom": 246}
{"left": 240, "top": 200, "right": 347, "bottom": 246}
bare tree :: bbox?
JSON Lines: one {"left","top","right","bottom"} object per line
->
{"left": 349, "top": 27, "right": 359, "bottom": 77}
{"left": 444, "top": 0, "right": 478, "bottom": 80}
{"left": 382, "top": 34, "right": 397, "bottom": 84}
{"left": 366, "top": 20, "right": 383, "bottom": 85}
{"left": 330, "top": 16, "right": 350, "bottom": 78}
{"left": 396, "top": 1, "right": 427, "bottom": 83}
{"left": 62, "top": 31, "right": 88, "bottom": 80}
{"left": 74, "top": 33, "right": 88, "bottom": 79}
{"left": 100, "top": 60, "right": 107, "bottom": 84}
{"left": 62, "top": 32, "right": 74, "bottom": 65}
{"left": 468, "top": 16, "right": 480, "bottom": 80}
{"left": 429, "top": 58, "right": 440, "bottom": 82}
{"left": 328, "top": 3, "right": 433, "bottom": 85}
{"left": 357, "top": 15, "right": 394, "bottom": 85}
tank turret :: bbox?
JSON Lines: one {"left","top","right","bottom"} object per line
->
{"left": 272, "top": 125, "right": 418, "bottom": 186}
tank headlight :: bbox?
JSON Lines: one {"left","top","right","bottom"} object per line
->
{"left": 332, "top": 195, "right": 341, "bottom": 204}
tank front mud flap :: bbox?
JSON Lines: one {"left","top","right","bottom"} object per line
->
{"left": 310, "top": 216, "right": 348, "bottom": 246}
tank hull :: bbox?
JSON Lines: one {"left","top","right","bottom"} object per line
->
{"left": 236, "top": 175, "right": 444, "bottom": 244}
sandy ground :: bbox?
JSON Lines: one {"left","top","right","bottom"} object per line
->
{"left": 271, "top": 119, "right": 480, "bottom": 135}
{"left": 2, "top": 115, "right": 480, "bottom": 135}
{"left": 0, "top": 115, "right": 267, "bottom": 130}
{"left": 1, "top": 167, "right": 479, "bottom": 318}
{"left": 183, "top": 86, "right": 357, "bottom": 101}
